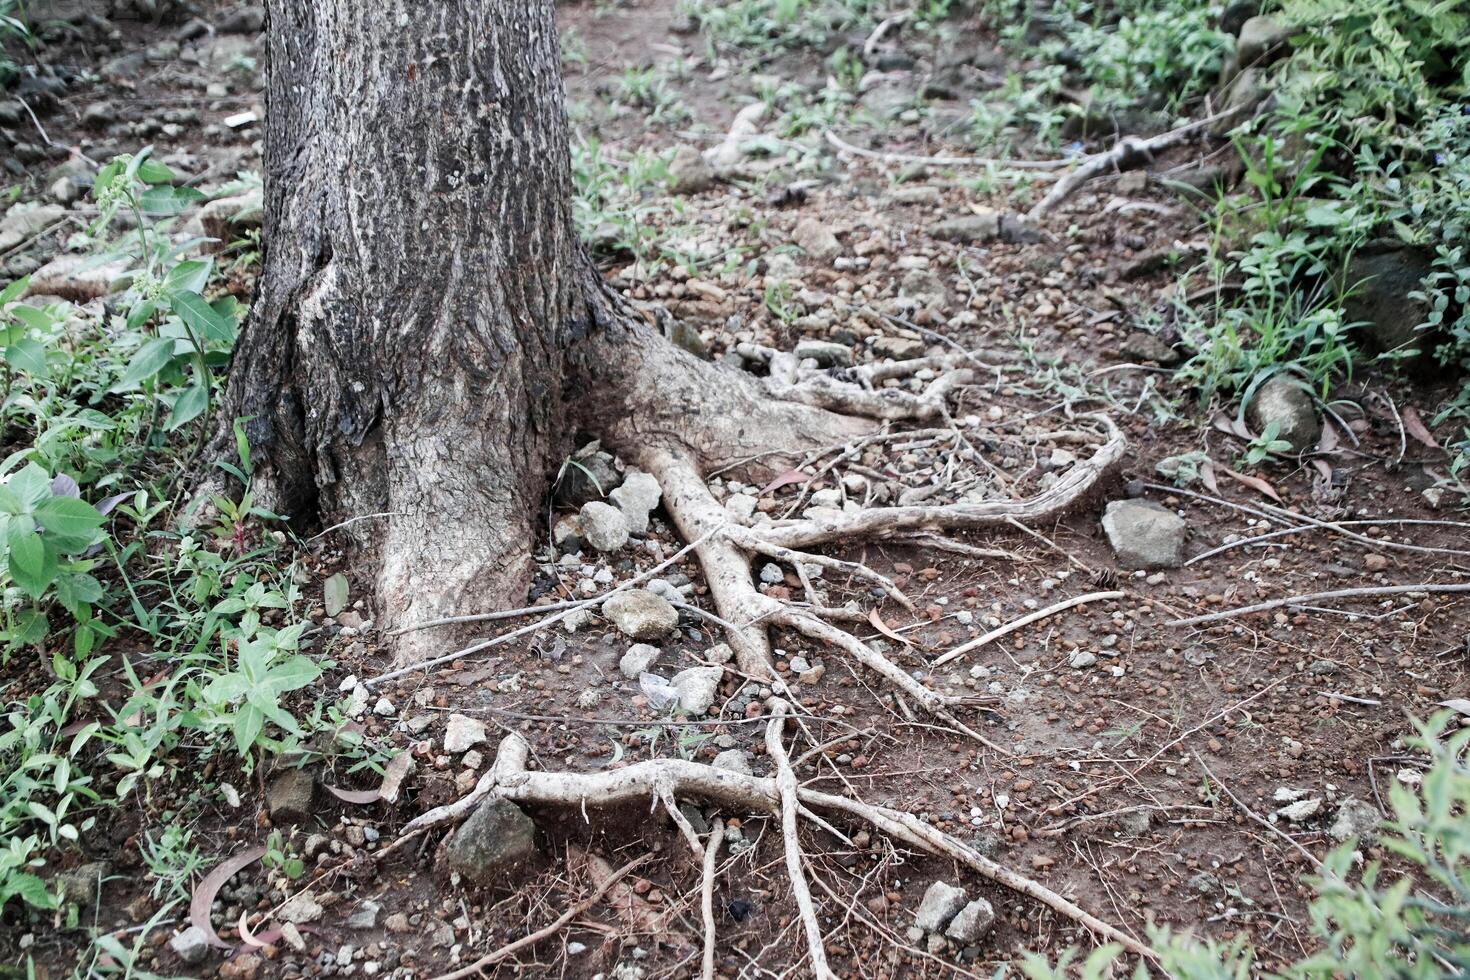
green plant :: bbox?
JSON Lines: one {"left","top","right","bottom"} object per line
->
{"left": 261, "top": 828, "right": 304, "bottom": 880}
{"left": 1243, "top": 420, "right": 1293, "bottom": 465}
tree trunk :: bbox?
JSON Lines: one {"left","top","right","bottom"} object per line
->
{"left": 229, "top": 0, "right": 594, "bottom": 641}
{"left": 225, "top": 0, "right": 866, "bottom": 653}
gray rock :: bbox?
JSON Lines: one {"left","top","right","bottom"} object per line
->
{"left": 55, "top": 861, "right": 108, "bottom": 906}
{"left": 83, "top": 102, "right": 113, "bottom": 127}
{"left": 759, "top": 563, "right": 784, "bottom": 585}
{"left": 1237, "top": 15, "right": 1289, "bottom": 65}
{"left": 192, "top": 191, "right": 263, "bottom": 251}
{"left": 1329, "top": 797, "right": 1381, "bottom": 844}
{"left": 1213, "top": 67, "right": 1267, "bottom": 133}
{"left": 346, "top": 900, "right": 380, "bottom": 930}
{"left": 944, "top": 897, "right": 996, "bottom": 943}
{"left": 1222, "top": 1, "right": 1259, "bottom": 36}
{"left": 792, "top": 217, "right": 840, "bottom": 261}
{"left": 603, "top": 589, "right": 678, "bottom": 640}
{"left": 671, "top": 665, "right": 723, "bottom": 715}
{"left": 667, "top": 145, "right": 715, "bottom": 195}
{"left": 793, "top": 339, "right": 853, "bottom": 367}
{"left": 579, "top": 501, "right": 630, "bottom": 552}
{"left": 1069, "top": 650, "right": 1097, "bottom": 669}
{"left": 266, "top": 767, "right": 317, "bottom": 824}
{"left": 712, "top": 749, "right": 752, "bottom": 775}
{"left": 914, "top": 881, "right": 969, "bottom": 932}
{"left": 1101, "top": 499, "right": 1185, "bottom": 569}
{"left": 1247, "top": 376, "right": 1320, "bottom": 452}
{"left": 931, "top": 211, "right": 1000, "bottom": 244}
{"left": 443, "top": 713, "right": 487, "bottom": 753}
{"left": 556, "top": 450, "right": 622, "bottom": 507}
{"left": 0, "top": 201, "right": 65, "bottom": 254}
{"left": 169, "top": 925, "right": 212, "bottom": 965}
{"left": 217, "top": 5, "right": 265, "bottom": 33}
{"left": 441, "top": 799, "right": 538, "bottom": 884}
{"left": 609, "top": 470, "right": 661, "bottom": 534}
{"left": 619, "top": 643, "right": 660, "bottom": 679}
{"left": 1344, "top": 245, "right": 1436, "bottom": 358}
{"left": 1120, "top": 332, "right": 1180, "bottom": 365}
{"left": 278, "top": 891, "right": 324, "bottom": 924}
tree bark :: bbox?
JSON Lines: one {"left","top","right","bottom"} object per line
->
{"left": 229, "top": 0, "right": 596, "bottom": 641}
{"left": 225, "top": 0, "right": 864, "bottom": 652}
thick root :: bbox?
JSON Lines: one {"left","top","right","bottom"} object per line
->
{"left": 402, "top": 733, "right": 1161, "bottom": 963}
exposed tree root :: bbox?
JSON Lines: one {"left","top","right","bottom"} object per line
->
{"left": 402, "top": 733, "right": 1160, "bottom": 963}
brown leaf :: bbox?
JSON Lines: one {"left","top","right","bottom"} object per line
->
{"left": 1199, "top": 458, "right": 1219, "bottom": 495}
{"left": 1220, "top": 466, "right": 1283, "bottom": 504}
{"left": 1402, "top": 407, "right": 1441, "bottom": 451}
{"left": 324, "top": 751, "right": 415, "bottom": 805}
{"left": 1211, "top": 412, "right": 1253, "bottom": 440}
{"left": 758, "top": 468, "right": 813, "bottom": 496}
{"left": 1316, "top": 420, "right": 1340, "bottom": 453}
{"left": 1438, "top": 698, "right": 1470, "bottom": 718}
{"left": 868, "top": 608, "right": 915, "bottom": 647}
{"left": 191, "top": 846, "right": 265, "bottom": 949}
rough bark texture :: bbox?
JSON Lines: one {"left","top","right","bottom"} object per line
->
{"left": 226, "top": 0, "right": 862, "bottom": 650}
{"left": 229, "top": 0, "right": 593, "bottom": 639}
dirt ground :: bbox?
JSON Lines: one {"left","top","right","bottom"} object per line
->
{"left": 3, "top": 1, "right": 1468, "bottom": 978}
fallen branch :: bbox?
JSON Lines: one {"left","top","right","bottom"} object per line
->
{"left": 824, "top": 130, "right": 1073, "bottom": 172}
{"left": 1169, "top": 583, "right": 1470, "bottom": 627}
{"left": 1027, "top": 107, "right": 1246, "bottom": 219}
{"left": 424, "top": 853, "right": 649, "bottom": 980}
{"left": 932, "top": 590, "right": 1123, "bottom": 667}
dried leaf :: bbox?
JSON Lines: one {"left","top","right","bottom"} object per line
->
{"left": 324, "top": 751, "right": 414, "bottom": 805}
{"left": 758, "top": 468, "right": 814, "bottom": 496}
{"left": 1220, "top": 466, "right": 1283, "bottom": 504}
{"left": 868, "top": 608, "right": 915, "bottom": 647}
{"left": 1438, "top": 698, "right": 1470, "bottom": 718}
{"left": 323, "top": 573, "right": 349, "bottom": 618}
{"left": 1199, "top": 458, "right": 1219, "bottom": 495}
{"left": 191, "top": 846, "right": 265, "bottom": 949}
{"left": 1211, "top": 412, "right": 1252, "bottom": 440}
{"left": 1402, "top": 407, "right": 1441, "bottom": 451}
{"left": 1316, "top": 420, "right": 1340, "bottom": 453}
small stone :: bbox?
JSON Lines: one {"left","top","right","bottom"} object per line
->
{"left": 793, "top": 339, "right": 852, "bottom": 367}
{"left": 347, "top": 901, "right": 379, "bottom": 930}
{"left": 279, "top": 892, "right": 325, "bottom": 925}
{"left": 671, "top": 665, "right": 723, "bottom": 715}
{"left": 792, "top": 217, "right": 840, "bottom": 261}
{"left": 603, "top": 589, "right": 679, "bottom": 640}
{"left": 219, "top": 953, "right": 262, "bottom": 980}
{"left": 1101, "top": 499, "right": 1186, "bottom": 569}
{"left": 169, "top": 926, "right": 211, "bottom": 965}
{"left": 944, "top": 897, "right": 996, "bottom": 943}
{"left": 1364, "top": 554, "right": 1388, "bottom": 573}
{"left": 930, "top": 212, "right": 1000, "bottom": 243}
{"left": 1237, "top": 15, "right": 1289, "bottom": 65}
{"left": 609, "top": 470, "right": 661, "bottom": 534}
{"left": 443, "top": 714, "right": 488, "bottom": 753}
{"left": 579, "top": 501, "right": 630, "bottom": 552}
{"left": 667, "top": 145, "right": 715, "bottom": 195}
{"left": 1069, "top": 651, "right": 1097, "bottom": 669}
{"left": 385, "top": 913, "right": 411, "bottom": 934}
{"left": 620, "top": 643, "right": 660, "bottom": 679}
{"left": 759, "top": 563, "right": 784, "bottom": 585}
{"left": 1246, "top": 376, "right": 1320, "bottom": 453}
{"left": 1277, "top": 797, "right": 1322, "bottom": 823}
{"left": 914, "top": 881, "right": 969, "bottom": 932}
{"left": 441, "top": 799, "right": 538, "bottom": 884}
{"left": 713, "top": 749, "right": 752, "bottom": 775}
{"left": 1329, "top": 797, "right": 1381, "bottom": 843}
{"left": 266, "top": 767, "right": 317, "bottom": 824}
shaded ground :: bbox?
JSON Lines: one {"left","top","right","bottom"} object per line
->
{"left": 1, "top": 1, "right": 1467, "bottom": 978}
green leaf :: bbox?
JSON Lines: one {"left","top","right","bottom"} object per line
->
{"left": 111, "top": 337, "right": 177, "bottom": 391}
{"left": 4, "top": 337, "right": 48, "bottom": 377}
{"left": 323, "top": 573, "right": 349, "bottom": 617}
{"left": 34, "top": 497, "right": 104, "bottom": 553}
{"left": 232, "top": 703, "right": 264, "bottom": 755}
{"left": 165, "top": 260, "right": 213, "bottom": 297}
{"left": 0, "top": 276, "right": 30, "bottom": 306}
{"left": 2, "top": 872, "right": 58, "bottom": 910}
{"left": 135, "top": 158, "right": 175, "bottom": 185}
{"left": 8, "top": 463, "right": 52, "bottom": 507}
{"left": 171, "top": 291, "right": 236, "bottom": 345}
{"left": 165, "top": 384, "right": 209, "bottom": 431}
{"left": 259, "top": 655, "right": 321, "bottom": 697}
{"left": 139, "top": 184, "right": 205, "bottom": 216}
{"left": 6, "top": 517, "right": 54, "bottom": 597}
